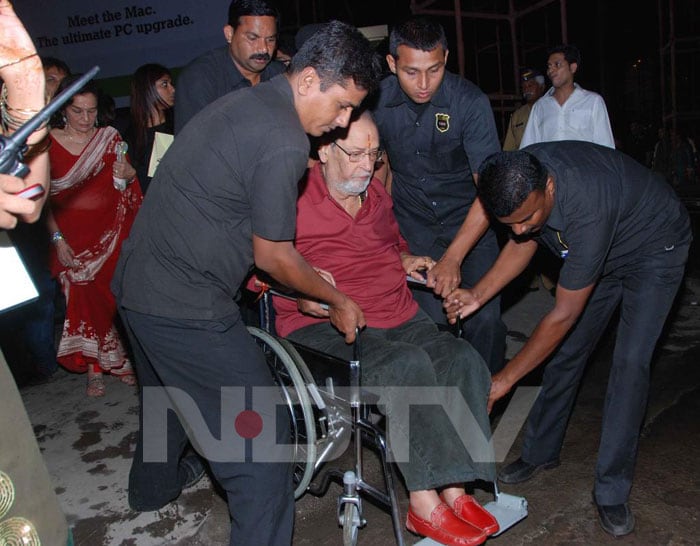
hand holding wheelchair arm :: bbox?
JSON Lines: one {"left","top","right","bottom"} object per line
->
{"left": 253, "top": 236, "right": 366, "bottom": 342}
{"left": 401, "top": 252, "right": 435, "bottom": 282}
{"left": 444, "top": 237, "right": 539, "bottom": 323}
{"left": 444, "top": 287, "right": 482, "bottom": 322}
{"left": 426, "top": 254, "right": 461, "bottom": 295}
{"left": 296, "top": 267, "right": 336, "bottom": 318}
{"left": 427, "top": 193, "right": 491, "bottom": 297}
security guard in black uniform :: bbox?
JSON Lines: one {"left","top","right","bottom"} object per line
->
{"left": 372, "top": 16, "right": 506, "bottom": 373}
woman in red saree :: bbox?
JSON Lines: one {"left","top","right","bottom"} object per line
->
{"left": 47, "top": 76, "right": 142, "bottom": 397}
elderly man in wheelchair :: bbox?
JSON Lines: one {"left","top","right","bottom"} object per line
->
{"left": 264, "top": 110, "right": 499, "bottom": 546}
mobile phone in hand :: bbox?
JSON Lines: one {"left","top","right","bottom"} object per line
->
{"left": 15, "top": 183, "right": 45, "bottom": 200}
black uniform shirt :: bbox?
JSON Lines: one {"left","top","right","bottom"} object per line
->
{"left": 175, "top": 45, "right": 286, "bottom": 133}
{"left": 112, "top": 75, "right": 309, "bottom": 320}
{"left": 526, "top": 141, "right": 692, "bottom": 290}
{"left": 372, "top": 71, "right": 500, "bottom": 252}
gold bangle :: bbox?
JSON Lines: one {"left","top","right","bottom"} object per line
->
{"left": 7, "top": 104, "right": 41, "bottom": 116}
{"left": 0, "top": 83, "right": 47, "bottom": 133}
{"left": 0, "top": 52, "right": 38, "bottom": 70}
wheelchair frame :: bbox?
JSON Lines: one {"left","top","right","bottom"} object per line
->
{"left": 250, "top": 290, "right": 406, "bottom": 546}
{"left": 250, "top": 286, "right": 529, "bottom": 544}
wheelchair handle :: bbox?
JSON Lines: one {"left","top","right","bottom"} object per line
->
{"left": 352, "top": 327, "right": 361, "bottom": 360}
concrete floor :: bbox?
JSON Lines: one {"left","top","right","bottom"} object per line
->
{"left": 16, "top": 267, "right": 700, "bottom": 545}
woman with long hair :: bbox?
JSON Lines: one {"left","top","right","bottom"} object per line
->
{"left": 46, "top": 75, "right": 142, "bottom": 397}
{"left": 125, "top": 63, "right": 175, "bottom": 194}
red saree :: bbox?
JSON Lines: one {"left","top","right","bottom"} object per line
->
{"left": 49, "top": 126, "right": 142, "bottom": 375}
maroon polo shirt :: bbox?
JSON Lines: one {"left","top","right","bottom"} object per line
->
{"left": 274, "top": 163, "right": 419, "bottom": 337}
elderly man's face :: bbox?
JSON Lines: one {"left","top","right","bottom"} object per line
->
{"left": 522, "top": 78, "right": 544, "bottom": 103}
{"left": 321, "top": 114, "right": 380, "bottom": 197}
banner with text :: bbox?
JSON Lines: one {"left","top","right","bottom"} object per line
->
{"left": 16, "top": 0, "right": 229, "bottom": 78}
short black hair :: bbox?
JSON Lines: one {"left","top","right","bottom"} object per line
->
{"left": 477, "top": 151, "right": 548, "bottom": 217}
{"left": 547, "top": 44, "right": 581, "bottom": 67}
{"left": 389, "top": 16, "right": 448, "bottom": 58}
{"left": 289, "top": 20, "right": 383, "bottom": 95}
{"left": 318, "top": 107, "right": 375, "bottom": 147}
{"left": 227, "top": 0, "right": 279, "bottom": 28}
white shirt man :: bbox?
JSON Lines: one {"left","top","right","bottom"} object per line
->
{"left": 520, "top": 45, "right": 614, "bottom": 149}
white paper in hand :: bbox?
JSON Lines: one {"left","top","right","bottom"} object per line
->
{"left": 147, "top": 132, "right": 174, "bottom": 178}
{"left": 0, "top": 231, "right": 38, "bottom": 312}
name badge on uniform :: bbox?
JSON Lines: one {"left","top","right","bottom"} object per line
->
{"left": 435, "top": 113, "right": 450, "bottom": 133}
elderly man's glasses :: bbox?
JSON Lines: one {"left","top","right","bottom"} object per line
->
{"left": 334, "top": 142, "right": 384, "bottom": 163}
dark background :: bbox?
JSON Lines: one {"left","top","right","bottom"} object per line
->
{"left": 275, "top": 0, "right": 698, "bottom": 155}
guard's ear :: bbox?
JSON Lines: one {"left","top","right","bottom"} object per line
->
{"left": 296, "top": 66, "right": 317, "bottom": 96}
{"left": 223, "top": 25, "right": 233, "bottom": 44}
{"left": 386, "top": 54, "right": 397, "bottom": 74}
{"left": 545, "top": 175, "right": 555, "bottom": 195}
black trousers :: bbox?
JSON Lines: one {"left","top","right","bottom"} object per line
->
{"left": 119, "top": 307, "right": 293, "bottom": 546}
{"left": 412, "top": 228, "right": 507, "bottom": 374}
{"left": 520, "top": 243, "right": 689, "bottom": 505}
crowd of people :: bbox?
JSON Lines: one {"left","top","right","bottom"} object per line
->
{"left": 2, "top": 0, "right": 694, "bottom": 545}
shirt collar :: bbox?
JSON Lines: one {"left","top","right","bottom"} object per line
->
{"left": 305, "top": 163, "right": 329, "bottom": 205}
{"left": 545, "top": 81, "right": 582, "bottom": 98}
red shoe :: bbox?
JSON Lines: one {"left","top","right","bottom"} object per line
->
{"left": 442, "top": 493, "right": 500, "bottom": 536}
{"left": 406, "top": 502, "right": 487, "bottom": 546}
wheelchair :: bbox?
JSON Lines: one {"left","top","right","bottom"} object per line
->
{"left": 248, "top": 287, "right": 527, "bottom": 545}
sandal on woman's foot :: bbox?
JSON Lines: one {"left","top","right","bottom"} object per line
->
{"left": 87, "top": 374, "right": 106, "bottom": 397}
{"left": 119, "top": 374, "right": 137, "bottom": 386}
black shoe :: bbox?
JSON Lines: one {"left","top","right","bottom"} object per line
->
{"left": 498, "top": 457, "right": 560, "bottom": 484}
{"left": 595, "top": 500, "right": 635, "bottom": 537}
{"left": 179, "top": 453, "right": 206, "bottom": 489}
{"left": 129, "top": 454, "right": 206, "bottom": 512}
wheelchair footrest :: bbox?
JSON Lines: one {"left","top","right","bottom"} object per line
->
{"left": 483, "top": 491, "right": 528, "bottom": 537}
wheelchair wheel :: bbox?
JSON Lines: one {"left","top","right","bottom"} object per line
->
{"left": 342, "top": 503, "right": 360, "bottom": 546}
{"left": 247, "top": 326, "right": 317, "bottom": 499}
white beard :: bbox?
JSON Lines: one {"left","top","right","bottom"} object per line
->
{"left": 336, "top": 176, "right": 371, "bottom": 196}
